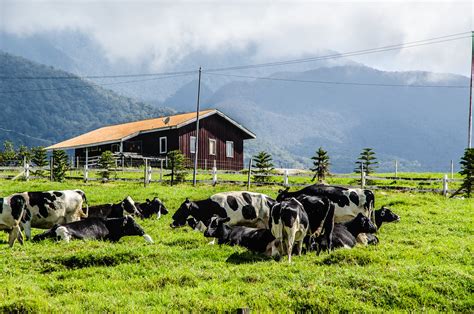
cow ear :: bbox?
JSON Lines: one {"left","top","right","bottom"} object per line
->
{"left": 185, "top": 198, "right": 190, "bottom": 203}
{"left": 285, "top": 187, "right": 290, "bottom": 192}
{"left": 278, "top": 189, "right": 283, "bottom": 194}
{"left": 146, "top": 199, "right": 151, "bottom": 202}
{"left": 223, "top": 217, "right": 231, "bottom": 223}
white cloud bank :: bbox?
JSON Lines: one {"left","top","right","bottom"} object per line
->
{"left": 1, "top": 0, "right": 472, "bottom": 75}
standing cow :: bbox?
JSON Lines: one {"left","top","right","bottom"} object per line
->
{"left": 0, "top": 194, "right": 27, "bottom": 247}
{"left": 19, "top": 189, "right": 89, "bottom": 240}
{"left": 171, "top": 191, "right": 276, "bottom": 229}
{"left": 270, "top": 198, "right": 309, "bottom": 263}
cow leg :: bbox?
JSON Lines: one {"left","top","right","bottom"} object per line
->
{"left": 296, "top": 240, "right": 304, "bottom": 256}
{"left": 156, "top": 211, "right": 161, "bottom": 220}
{"left": 8, "top": 226, "right": 22, "bottom": 247}
{"left": 23, "top": 221, "right": 32, "bottom": 241}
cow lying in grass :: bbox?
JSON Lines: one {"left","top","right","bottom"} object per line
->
{"left": 137, "top": 197, "right": 168, "bottom": 219}
{"left": 87, "top": 196, "right": 142, "bottom": 219}
{"left": 367, "top": 207, "right": 400, "bottom": 245}
{"left": 32, "top": 216, "right": 153, "bottom": 243}
{"left": 314, "top": 213, "right": 377, "bottom": 250}
{"left": 204, "top": 216, "right": 281, "bottom": 259}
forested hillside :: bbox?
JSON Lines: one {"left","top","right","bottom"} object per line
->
{"left": 0, "top": 52, "right": 173, "bottom": 147}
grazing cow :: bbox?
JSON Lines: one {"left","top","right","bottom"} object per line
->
{"left": 171, "top": 191, "right": 276, "bottom": 229}
{"left": 20, "top": 190, "right": 88, "bottom": 240}
{"left": 204, "top": 216, "right": 281, "bottom": 259}
{"left": 137, "top": 197, "right": 168, "bottom": 219}
{"left": 315, "top": 213, "right": 377, "bottom": 250}
{"left": 270, "top": 198, "right": 309, "bottom": 262}
{"left": 0, "top": 194, "right": 27, "bottom": 247}
{"left": 367, "top": 207, "right": 400, "bottom": 245}
{"left": 295, "top": 195, "right": 335, "bottom": 254}
{"left": 32, "top": 216, "right": 153, "bottom": 243}
{"left": 277, "top": 184, "right": 375, "bottom": 223}
{"left": 87, "top": 196, "right": 142, "bottom": 219}
{"left": 187, "top": 217, "right": 207, "bottom": 232}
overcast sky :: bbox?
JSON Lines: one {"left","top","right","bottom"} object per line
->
{"left": 1, "top": 0, "right": 472, "bottom": 75}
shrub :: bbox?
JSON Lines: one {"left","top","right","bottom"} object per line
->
{"left": 310, "top": 147, "right": 330, "bottom": 182}
{"left": 252, "top": 151, "right": 274, "bottom": 183}
{"left": 31, "top": 146, "right": 48, "bottom": 177}
{"left": 459, "top": 148, "right": 474, "bottom": 197}
{"left": 166, "top": 150, "right": 187, "bottom": 185}
{"left": 98, "top": 150, "right": 116, "bottom": 181}
{"left": 52, "top": 150, "right": 69, "bottom": 182}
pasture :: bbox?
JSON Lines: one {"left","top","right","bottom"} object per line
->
{"left": 0, "top": 179, "right": 472, "bottom": 312}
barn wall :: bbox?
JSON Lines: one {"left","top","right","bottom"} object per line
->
{"left": 179, "top": 114, "right": 246, "bottom": 170}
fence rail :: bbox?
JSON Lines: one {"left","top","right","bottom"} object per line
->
{"left": 0, "top": 162, "right": 463, "bottom": 196}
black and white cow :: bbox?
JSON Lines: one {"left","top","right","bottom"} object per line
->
{"left": 87, "top": 196, "right": 142, "bottom": 219}
{"left": 295, "top": 195, "right": 335, "bottom": 254}
{"left": 270, "top": 198, "right": 309, "bottom": 263}
{"left": 137, "top": 197, "right": 168, "bottom": 219}
{"left": 367, "top": 207, "right": 400, "bottom": 245}
{"left": 204, "top": 216, "right": 281, "bottom": 259}
{"left": 315, "top": 213, "right": 377, "bottom": 250}
{"left": 171, "top": 191, "right": 276, "bottom": 229}
{"left": 32, "top": 216, "right": 153, "bottom": 243}
{"left": 0, "top": 194, "right": 27, "bottom": 247}
{"left": 277, "top": 184, "right": 375, "bottom": 223}
{"left": 19, "top": 189, "right": 89, "bottom": 240}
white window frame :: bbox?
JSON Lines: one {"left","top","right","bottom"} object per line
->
{"left": 159, "top": 137, "right": 167, "bottom": 154}
{"left": 209, "top": 139, "right": 217, "bottom": 156}
{"left": 190, "top": 136, "right": 196, "bottom": 153}
{"left": 226, "top": 141, "right": 234, "bottom": 158}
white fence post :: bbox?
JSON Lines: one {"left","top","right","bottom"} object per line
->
{"left": 144, "top": 159, "right": 148, "bottom": 187}
{"left": 83, "top": 164, "right": 88, "bottom": 182}
{"left": 247, "top": 159, "right": 252, "bottom": 190}
{"left": 283, "top": 169, "right": 289, "bottom": 187}
{"left": 148, "top": 164, "right": 152, "bottom": 184}
{"left": 160, "top": 159, "right": 163, "bottom": 182}
{"left": 24, "top": 162, "right": 30, "bottom": 181}
{"left": 442, "top": 174, "right": 448, "bottom": 196}
{"left": 212, "top": 166, "right": 217, "bottom": 185}
{"left": 450, "top": 160, "right": 454, "bottom": 179}
{"left": 395, "top": 160, "right": 398, "bottom": 178}
{"left": 361, "top": 171, "right": 366, "bottom": 188}
{"left": 50, "top": 156, "right": 53, "bottom": 181}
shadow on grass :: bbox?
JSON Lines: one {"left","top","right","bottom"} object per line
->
{"left": 226, "top": 251, "right": 274, "bottom": 264}
{"left": 45, "top": 251, "right": 140, "bottom": 270}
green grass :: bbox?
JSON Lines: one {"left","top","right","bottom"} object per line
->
{"left": 0, "top": 179, "right": 472, "bottom": 312}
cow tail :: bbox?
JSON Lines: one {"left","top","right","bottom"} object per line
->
{"left": 79, "top": 191, "right": 89, "bottom": 218}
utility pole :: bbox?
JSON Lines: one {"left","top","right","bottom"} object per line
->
{"left": 193, "top": 67, "right": 202, "bottom": 186}
{"left": 468, "top": 31, "right": 473, "bottom": 148}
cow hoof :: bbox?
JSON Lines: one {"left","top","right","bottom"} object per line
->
{"left": 143, "top": 234, "right": 154, "bottom": 243}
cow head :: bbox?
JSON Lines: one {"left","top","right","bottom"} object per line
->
{"left": 145, "top": 197, "right": 169, "bottom": 217}
{"left": 375, "top": 206, "right": 400, "bottom": 229}
{"left": 276, "top": 187, "right": 290, "bottom": 202}
{"left": 354, "top": 213, "right": 377, "bottom": 234}
{"left": 203, "top": 216, "right": 231, "bottom": 238}
{"left": 171, "top": 198, "right": 196, "bottom": 228}
{"left": 122, "top": 196, "right": 143, "bottom": 218}
{"left": 122, "top": 216, "right": 153, "bottom": 243}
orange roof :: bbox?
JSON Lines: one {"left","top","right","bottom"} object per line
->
{"left": 47, "top": 109, "right": 255, "bottom": 150}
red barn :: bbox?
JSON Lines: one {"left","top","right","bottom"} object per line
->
{"left": 47, "top": 109, "right": 256, "bottom": 170}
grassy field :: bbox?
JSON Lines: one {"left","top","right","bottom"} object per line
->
{"left": 0, "top": 179, "right": 472, "bottom": 312}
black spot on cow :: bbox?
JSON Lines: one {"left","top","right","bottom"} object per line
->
{"left": 53, "top": 192, "right": 63, "bottom": 197}
{"left": 242, "top": 192, "right": 252, "bottom": 205}
{"left": 281, "top": 208, "right": 297, "bottom": 228}
{"left": 227, "top": 196, "right": 239, "bottom": 211}
{"left": 28, "top": 192, "right": 57, "bottom": 218}
{"left": 10, "top": 195, "right": 26, "bottom": 220}
{"left": 22, "top": 208, "right": 32, "bottom": 223}
{"left": 0, "top": 198, "right": 3, "bottom": 214}
{"left": 242, "top": 205, "right": 257, "bottom": 220}
{"left": 349, "top": 192, "right": 359, "bottom": 206}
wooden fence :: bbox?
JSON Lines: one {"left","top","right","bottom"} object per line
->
{"left": 0, "top": 162, "right": 463, "bottom": 196}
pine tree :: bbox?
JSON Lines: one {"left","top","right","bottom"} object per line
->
{"left": 31, "top": 146, "right": 48, "bottom": 177}
{"left": 17, "top": 145, "right": 32, "bottom": 164}
{"left": 355, "top": 148, "right": 378, "bottom": 175}
{"left": 252, "top": 151, "right": 274, "bottom": 183}
{"left": 98, "top": 150, "right": 116, "bottom": 181}
{"left": 52, "top": 150, "right": 69, "bottom": 182}
{"left": 459, "top": 148, "right": 474, "bottom": 197}
{"left": 166, "top": 150, "right": 187, "bottom": 185}
{"left": 310, "top": 147, "right": 330, "bottom": 182}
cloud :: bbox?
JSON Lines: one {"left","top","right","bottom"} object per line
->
{"left": 0, "top": 0, "right": 471, "bottom": 75}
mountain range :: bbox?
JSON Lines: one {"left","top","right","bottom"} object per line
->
{"left": 0, "top": 30, "right": 470, "bottom": 172}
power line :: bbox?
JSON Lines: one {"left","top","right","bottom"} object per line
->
{"left": 0, "top": 73, "right": 194, "bottom": 95}
{"left": 205, "top": 33, "right": 471, "bottom": 72}
{"left": 0, "top": 127, "right": 53, "bottom": 144}
{"left": 204, "top": 72, "right": 470, "bottom": 88}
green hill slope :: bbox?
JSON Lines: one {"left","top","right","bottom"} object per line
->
{"left": 0, "top": 51, "right": 173, "bottom": 147}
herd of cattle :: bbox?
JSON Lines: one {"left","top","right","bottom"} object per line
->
{"left": 0, "top": 184, "right": 400, "bottom": 262}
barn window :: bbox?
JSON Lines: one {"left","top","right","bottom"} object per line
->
{"left": 209, "top": 139, "right": 216, "bottom": 155}
{"left": 159, "top": 137, "right": 167, "bottom": 154}
{"left": 190, "top": 136, "right": 196, "bottom": 153}
{"left": 226, "top": 141, "right": 234, "bottom": 158}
